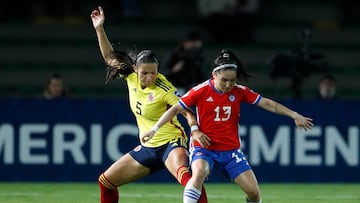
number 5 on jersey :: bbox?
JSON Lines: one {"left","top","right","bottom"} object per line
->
{"left": 136, "top": 101, "right": 142, "bottom": 115}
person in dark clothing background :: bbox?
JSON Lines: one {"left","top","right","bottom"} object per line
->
{"left": 163, "top": 31, "right": 206, "bottom": 95}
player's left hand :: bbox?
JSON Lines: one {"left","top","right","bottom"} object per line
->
{"left": 294, "top": 114, "right": 314, "bottom": 131}
{"left": 141, "top": 130, "right": 155, "bottom": 143}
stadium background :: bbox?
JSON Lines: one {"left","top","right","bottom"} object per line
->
{"left": 0, "top": 0, "right": 359, "bottom": 185}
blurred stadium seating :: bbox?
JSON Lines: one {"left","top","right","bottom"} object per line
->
{"left": 0, "top": 0, "right": 359, "bottom": 99}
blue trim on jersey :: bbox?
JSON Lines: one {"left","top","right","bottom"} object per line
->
{"left": 179, "top": 100, "right": 188, "bottom": 109}
{"left": 208, "top": 79, "right": 223, "bottom": 94}
{"left": 254, "top": 95, "right": 262, "bottom": 105}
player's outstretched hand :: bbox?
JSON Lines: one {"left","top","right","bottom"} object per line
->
{"left": 191, "top": 130, "right": 211, "bottom": 148}
{"left": 294, "top": 113, "right": 314, "bottom": 131}
{"left": 90, "top": 6, "right": 105, "bottom": 29}
{"left": 141, "top": 130, "right": 155, "bottom": 143}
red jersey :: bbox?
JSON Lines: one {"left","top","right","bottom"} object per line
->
{"left": 179, "top": 79, "right": 261, "bottom": 151}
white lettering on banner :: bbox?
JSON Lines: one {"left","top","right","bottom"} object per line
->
{"left": 20, "top": 124, "right": 49, "bottom": 164}
{"left": 53, "top": 124, "right": 87, "bottom": 164}
{"left": 295, "top": 127, "right": 322, "bottom": 165}
{"left": 249, "top": 125, "right": 290, "bottom": 166}
{"left": 106, "top": 124, "right": 139, "bottom": 161}
{"left": 90, "top": 124, "right": 102, "bottom": 164}
{"left": 0, "top": 124, "right": 14, "bottom": 164}
{"left": 325, "top": 126, "right": 359, "bottom": 166}
{"left": 239, "top": 125, "right": 359, "bottom": 166}
{"left": 0, "top": 123, "right": 138, "bottom": 165}
{"left": 0, "top": 123, "right": 358, "bottom": 166}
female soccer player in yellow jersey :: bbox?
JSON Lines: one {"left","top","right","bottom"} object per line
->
{"left": 90, "top": 6, "right": 207, "bottom": 203}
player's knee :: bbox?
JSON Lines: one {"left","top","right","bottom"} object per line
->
{"left": 246, "top": 188, "right": 261, "bottom": 202}
{"left": 193, "top": 163, "right": 210, "bottom": 176}
{"left": 98, "top": 173, "right": 117, "bottom": 190}
{"left": 192, "top": 167, "right": 209, "bottom": 181}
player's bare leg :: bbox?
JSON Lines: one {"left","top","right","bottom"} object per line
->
{"left": 164, "top": 147, "right": 208, "bottom": 203}
{"left": 234, "top": 169, "right": 262, "bottom": 203}
{"left": 98, "top": 153, "right": 151, "bottom": 203}
{"left": 180, "top": 158, "right": 209, "bottom": 203}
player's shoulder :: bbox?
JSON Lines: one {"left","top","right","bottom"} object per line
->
{"left": 192, "top": 79, "right": 211, "bottom": 92}
{"left": 234, "top": 83, "right": 255, "bottom": 92}
{"left": 234, "top": 83, "right": 260, "bottom": 97}
{"left": 154, "top": 73, "right": 175, "bottom": 92}
{"left": 126, "top": 72, "right": 137, "bottom": 82}
{"left": 234, "top": 83, "right": 247, "bottom": 90}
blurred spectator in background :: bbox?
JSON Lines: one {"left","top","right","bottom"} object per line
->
{"left": 196, "top": 0, "right": 259, "bottom": 44}
{"left": 163, "top": 31, "right": 206, "bottom": 95}
{"left": 317, "top": 74, "right": 337, "bottom": 100}
{"left": 43, "top": 73, "right": 68, "bottom": 99}
{"left": 336, "top": 0, "right": 360, "bottom": 24}
{"left": 1, "top": 2, "right": 30, "bottom": 21}
{"left": 30, "top": 0, "right": 82, "bottom": 24}
{"left": 122, "top": 0, "right": 141, "bottom": 18}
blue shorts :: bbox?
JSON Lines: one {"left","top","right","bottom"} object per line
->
{"left": 129, "top": 137, "right": 188, "bottom": 173}
{"left": 190, "top": 147, "right": 252, "bottom": 181}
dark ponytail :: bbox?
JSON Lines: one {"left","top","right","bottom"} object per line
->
{"left": 104, "top": 50, "right": 135, "bottom": 84}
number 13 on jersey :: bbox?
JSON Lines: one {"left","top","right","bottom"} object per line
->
{"left": 214, "top": 106, "right": 231, "bottom": 121}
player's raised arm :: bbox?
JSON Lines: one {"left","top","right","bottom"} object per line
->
{"left": 257, "top": 97, "right": 314, "bottom": 131}
{"left": 90, "top": 6, "right": 114, "bottom": 63}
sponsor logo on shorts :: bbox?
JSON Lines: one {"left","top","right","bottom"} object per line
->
{"left": 195, "top": 152, "right": 203, "bottom": 156}
{"left": 134, "top": 145, "right": 141, "bottom": 152}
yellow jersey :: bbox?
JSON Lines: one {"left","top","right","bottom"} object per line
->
{"left": 125, "top": 72, "right": 187, "bottom": 147}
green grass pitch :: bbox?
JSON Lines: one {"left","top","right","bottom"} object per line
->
{"left": 0, "top": 182, "right": 359, "bottom": 203}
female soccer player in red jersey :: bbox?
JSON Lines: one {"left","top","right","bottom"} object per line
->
{"left": 90, "top": 6, "right": 207, "bottom": 203}
{"left": 142, "top": 49, "right": 314, "bottom": 203}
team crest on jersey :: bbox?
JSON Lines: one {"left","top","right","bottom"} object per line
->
{"left": 148, "top": 93, "right": 154, "bottom": 102}
{"left": 229, "top": 94, "right": 235, "bottom": 102}
{"left": 133, "top": 145, "right": 141, "bottom": 152}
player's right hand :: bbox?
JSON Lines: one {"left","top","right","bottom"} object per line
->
{"left": 140, "top": 130, "right": 155, "bottom": 143}
{"left": 90, "top": 6, "right": 105, "bottom": 29}
{"left": 191, "top": 131, "right": 211, "bottom": 148}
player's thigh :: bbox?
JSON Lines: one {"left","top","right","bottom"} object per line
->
{"left": 164, "top": 147, "right": 189, "bottom": 177}
{"left": 234, "top": 169, "right": 260, "bottom": 196}
{"left": 188, "top": 147, "right": 212, "bottom": 180}
{"left": 104, "top": 153, "right": 151, "bottom": 186}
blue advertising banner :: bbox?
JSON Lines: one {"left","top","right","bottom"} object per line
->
{"left": 0, "top": 98, "right": 359, "bottom": 182}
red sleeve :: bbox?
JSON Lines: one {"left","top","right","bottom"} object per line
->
{"left": 179, "top": 84, "right": 203, "bottom": 108}
{"left": 238, "top": 85, "right": 261, "bottom": 104}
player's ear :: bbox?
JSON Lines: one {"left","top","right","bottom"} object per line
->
{"left": 133, "top": 65, "right": 137, "bottom": 72}
{"left": 211, "top": 70, "right": 216, "bottom": 78}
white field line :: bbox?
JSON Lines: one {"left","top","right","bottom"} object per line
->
{"left": 0, "top": 192, "right": 358, "bottom": 200}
